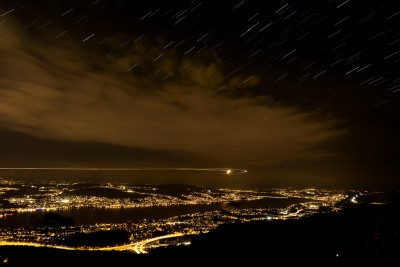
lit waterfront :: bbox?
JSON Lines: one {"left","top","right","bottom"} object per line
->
{"left": 0, "top": 178, "right": 384, "bottom": 253}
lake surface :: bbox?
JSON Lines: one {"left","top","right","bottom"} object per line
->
{"left": 0, "top": 197, "right": 310, "bottom": 228}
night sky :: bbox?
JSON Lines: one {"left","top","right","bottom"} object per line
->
{"left": 0, "top": 0, "right": 399, "bottom": 188}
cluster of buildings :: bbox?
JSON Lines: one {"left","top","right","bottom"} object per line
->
{"left": 0, "top": 178, "right": 369, "bottom": 252}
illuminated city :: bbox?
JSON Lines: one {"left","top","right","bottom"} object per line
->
{"left": 0, "top": 0, "right": 400, "bottom": 265}
{"left": 0, "top": 177, "right": 384, "bottom": 254}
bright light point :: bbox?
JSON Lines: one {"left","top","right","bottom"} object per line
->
{"left": 226, "top": 169, "right": 232, "bottom": 175}
{"left": 266, "top": 216, "right": 273, "bottom": 221}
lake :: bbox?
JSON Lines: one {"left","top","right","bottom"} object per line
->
{"left": 0, "top": 197, "right": 310, "bottom": 228}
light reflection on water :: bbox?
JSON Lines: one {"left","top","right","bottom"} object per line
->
{"left": 0, "top": 197, "right": 310, "bottom": 228}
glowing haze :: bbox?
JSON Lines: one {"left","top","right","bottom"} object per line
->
{"left": 0, "top": 1, "right": 399, "bottom": 188}
{"left": 0, "top": 18, "right": 344, "bottom": 187}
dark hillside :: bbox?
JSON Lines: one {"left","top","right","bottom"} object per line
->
{"left": 1, "top": 194, "right": 399, "bottom": 266}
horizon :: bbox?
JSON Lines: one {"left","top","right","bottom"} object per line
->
{"left": 1, "top": 1, "right": 400, "bottom": 265}
{"left": 0, "top": 0, "right": 400, "bottom": 188}
{"left": 1, "top": 171, "right": 398, "bottom": 191}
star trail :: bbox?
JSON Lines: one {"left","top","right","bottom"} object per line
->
{"left": 0, "top": 0, "right": 399, "bottom": 187}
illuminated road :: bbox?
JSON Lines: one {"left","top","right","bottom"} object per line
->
{"left": 0, "top": 241, "right": 76, "bottom": 250}
{"left": 0, "top": 232, "right": 185, "bottom": 254}
{"left": 98, "top": 232, "right": 185, "bottom": 253}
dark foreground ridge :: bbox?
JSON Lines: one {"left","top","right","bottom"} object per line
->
{"left": 1, "top": 194, "right": 399, "bottom": 267}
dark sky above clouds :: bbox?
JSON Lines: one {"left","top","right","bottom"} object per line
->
{"left": 0, "top": 0, "right": 399, "bottom": 188}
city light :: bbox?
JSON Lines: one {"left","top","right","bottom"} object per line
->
{"left": 0, "top": 178, "right": 360, "bottom": 254}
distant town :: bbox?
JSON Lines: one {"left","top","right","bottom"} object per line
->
{"left": 0, "top": 178, "right": 385, "bottom": 254}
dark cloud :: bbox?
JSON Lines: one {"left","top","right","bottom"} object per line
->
{"left": 0, "top": 17, "right": 344, "bottom": 179}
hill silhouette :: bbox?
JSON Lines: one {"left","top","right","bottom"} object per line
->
{"left": 149, "top": 197, "right": 400, "bottom": 266}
